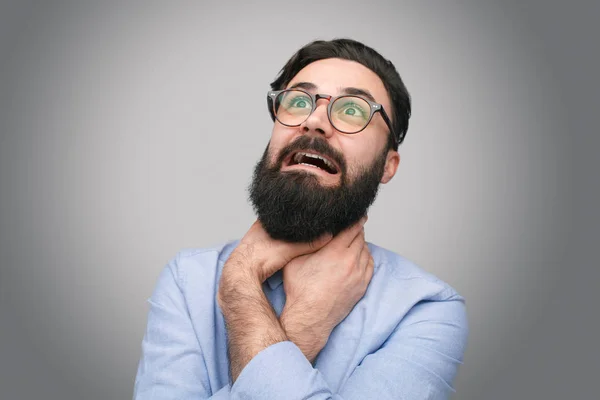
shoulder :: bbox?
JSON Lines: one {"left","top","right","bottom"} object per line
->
{"left": 364, "top": 243, "right": 468, "bottom": 349}
{"left": 164, "top": 240, "right": 240, "bottom": 291}
{"left": 367, "top": 242, "right": 464, "bottom": 302}
{"left": 174, "top": 240, "right": 239, "bottom": 265}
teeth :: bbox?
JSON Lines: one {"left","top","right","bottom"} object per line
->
{"left": 293, "top": 152, "right": 336, "bottom": 171}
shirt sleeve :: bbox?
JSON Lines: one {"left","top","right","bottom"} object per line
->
{"left": 230, "top": 297, "right": 468, "bottom": 400}
{"left": 133, "top": 258, "right": 231, "bottom": 400}
{"left": 338, "top": 297, "right": 468, "bottom": 399}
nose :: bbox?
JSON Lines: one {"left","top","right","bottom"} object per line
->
{"left": 300, "top": 97, "right": 334, "bottom": 138}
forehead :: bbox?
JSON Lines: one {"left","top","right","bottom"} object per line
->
{"left": 286, "top": 58, "right": 391, "bottom": 109}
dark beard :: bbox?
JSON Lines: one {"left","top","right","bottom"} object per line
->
{"left": 248, "top": 135, "right": 387, "bottom": 243}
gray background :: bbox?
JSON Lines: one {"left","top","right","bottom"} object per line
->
{"left": 0, "top": 1, "right": 598, "bottom": 399}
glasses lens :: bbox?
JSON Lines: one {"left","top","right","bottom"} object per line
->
{"left": 330, "top": 96, "right": 371, "bottom": 133}
{"left": 274, "top": 90, "right": 313, "bottom": 126}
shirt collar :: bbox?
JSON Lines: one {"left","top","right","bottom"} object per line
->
{"left": 266, "top": 269, "right": 283, "bottom": 290}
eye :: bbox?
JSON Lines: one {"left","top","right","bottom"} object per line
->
{"left": 344, "top": 106, "right": 360, "bottom": 116}
{"left": 334, "top": 100, "right": 368, "bottom": 121}
{"left": 285, "top": 94, "right": 312, "bottom": 109}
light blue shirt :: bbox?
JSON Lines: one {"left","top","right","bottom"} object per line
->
{"left": 133, "top": 241, "right": 468, "bottom": 399}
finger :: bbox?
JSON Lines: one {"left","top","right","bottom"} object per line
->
{"left": 331, "top": 215, "right": 368, "bottom": 248}
{"left": 348, "top": 228, "right": 365, "bottom": 258}
{"left": 365, "top": 254, "right": 375, "bottom": 282}
{"left": 357, "top": 242, "right": 369, "bottom": 269}
{"left": 308, "top": 231, "right": 334, "bottom": 251}
{"left": 282, "top": 231, "right": 333, "bottom": 261}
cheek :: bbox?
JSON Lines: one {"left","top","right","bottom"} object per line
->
{"left": 264, "top": 142, "right": 280, "bottom": 166}
{"left": 265, "top": 133, "right": 290, "bottom": 165}
{"left": 266, "top": 128, "right": 284, "bottom": 159}
{"left": 339, "top": 133, "right": 382, "bottom": 168}
{"left": 268, "top": 125, "right": 303, "bottom": 159}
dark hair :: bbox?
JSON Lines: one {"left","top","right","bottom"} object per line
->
{"left": 270, "top": 38, "right": 411, "bottom": 150}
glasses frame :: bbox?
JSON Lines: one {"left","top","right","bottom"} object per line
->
{"left": 267, "top": 89, "right": 398, "bottom": 147}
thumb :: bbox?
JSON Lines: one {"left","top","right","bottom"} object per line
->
{"left": 270, "top": 233, "right": 332, "bottom": 271}
{"left": 308, "top": 232, "right": 333, "bottom": 251}
{"left": 305, "top": 231, "right": 333, "bottom": 253}
{"left": 279, "top": 231, "right": 333, "bottom": 260}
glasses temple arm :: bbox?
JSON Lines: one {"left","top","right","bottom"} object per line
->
{"left": 379, "top": 108, "right": 399, "bottom": 147}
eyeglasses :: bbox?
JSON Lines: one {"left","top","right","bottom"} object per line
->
{"left": 267, "top": 89, "right": 397, "bottom": 146}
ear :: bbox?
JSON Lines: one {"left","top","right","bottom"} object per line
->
{"left": 380, "top": 150, "right": 400, "bottom": 184}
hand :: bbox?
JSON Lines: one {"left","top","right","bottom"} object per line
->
{"left": 218, "top": 220, "right": 333, "bottom": 310}
{"left": 280, "top": 216, "right": 374, "bottom": 362}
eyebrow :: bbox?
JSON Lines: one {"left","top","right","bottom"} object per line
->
{"left": 288, "top": 81, "right": 318, "bottom": 91}
{"left": 288, "top": 81, "right": 378, "bottom": 103}
{"left": 342, "top": 87, "right": 377, "bottom": 103}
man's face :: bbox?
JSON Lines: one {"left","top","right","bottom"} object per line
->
{"left": 249, "top": 58, "right": 400, "bottom": 242}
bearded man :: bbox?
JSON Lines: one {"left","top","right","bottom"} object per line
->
{"left": 133, "top": 38, "right": 468, "bottom": 400}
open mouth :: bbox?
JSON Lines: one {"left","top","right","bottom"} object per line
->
{"left": 286, "top": 151, "right": 339, "bottom": 175}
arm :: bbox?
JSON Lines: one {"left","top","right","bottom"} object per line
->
{"left": 229, "top": 297, "right": 468, "bottom": 400}
{"left": 134, "top": 259, "right": 467, "bottom": 400}
{"left": 133, "top": 218, "right": 334, "bottom": 399}
{"left": 218, "top": 218, "right": 366, "bottom": 381}
{"left": 217, "top": 261, "right": 288, "bottom": 382}
{"left": 221, "top": 216, "right": 467, "bottom": 399}
{"left": 337, "top": 297, "right": 468, "bottom": 399}
{"left": 133, "top": 257, "right": 232, "bottom": 400}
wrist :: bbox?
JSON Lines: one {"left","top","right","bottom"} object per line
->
{"left": 280, "top": 304, "right": 328, "bottom": 362}
{"left": 229, "top": 242, "right": 281, "bottom": 282}
{"left": 218, "top": 260, "right": 262, "bottom": 313}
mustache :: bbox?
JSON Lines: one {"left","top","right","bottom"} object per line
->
{"left": 275, "top": 136, "right": 347, "bottom": 173}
